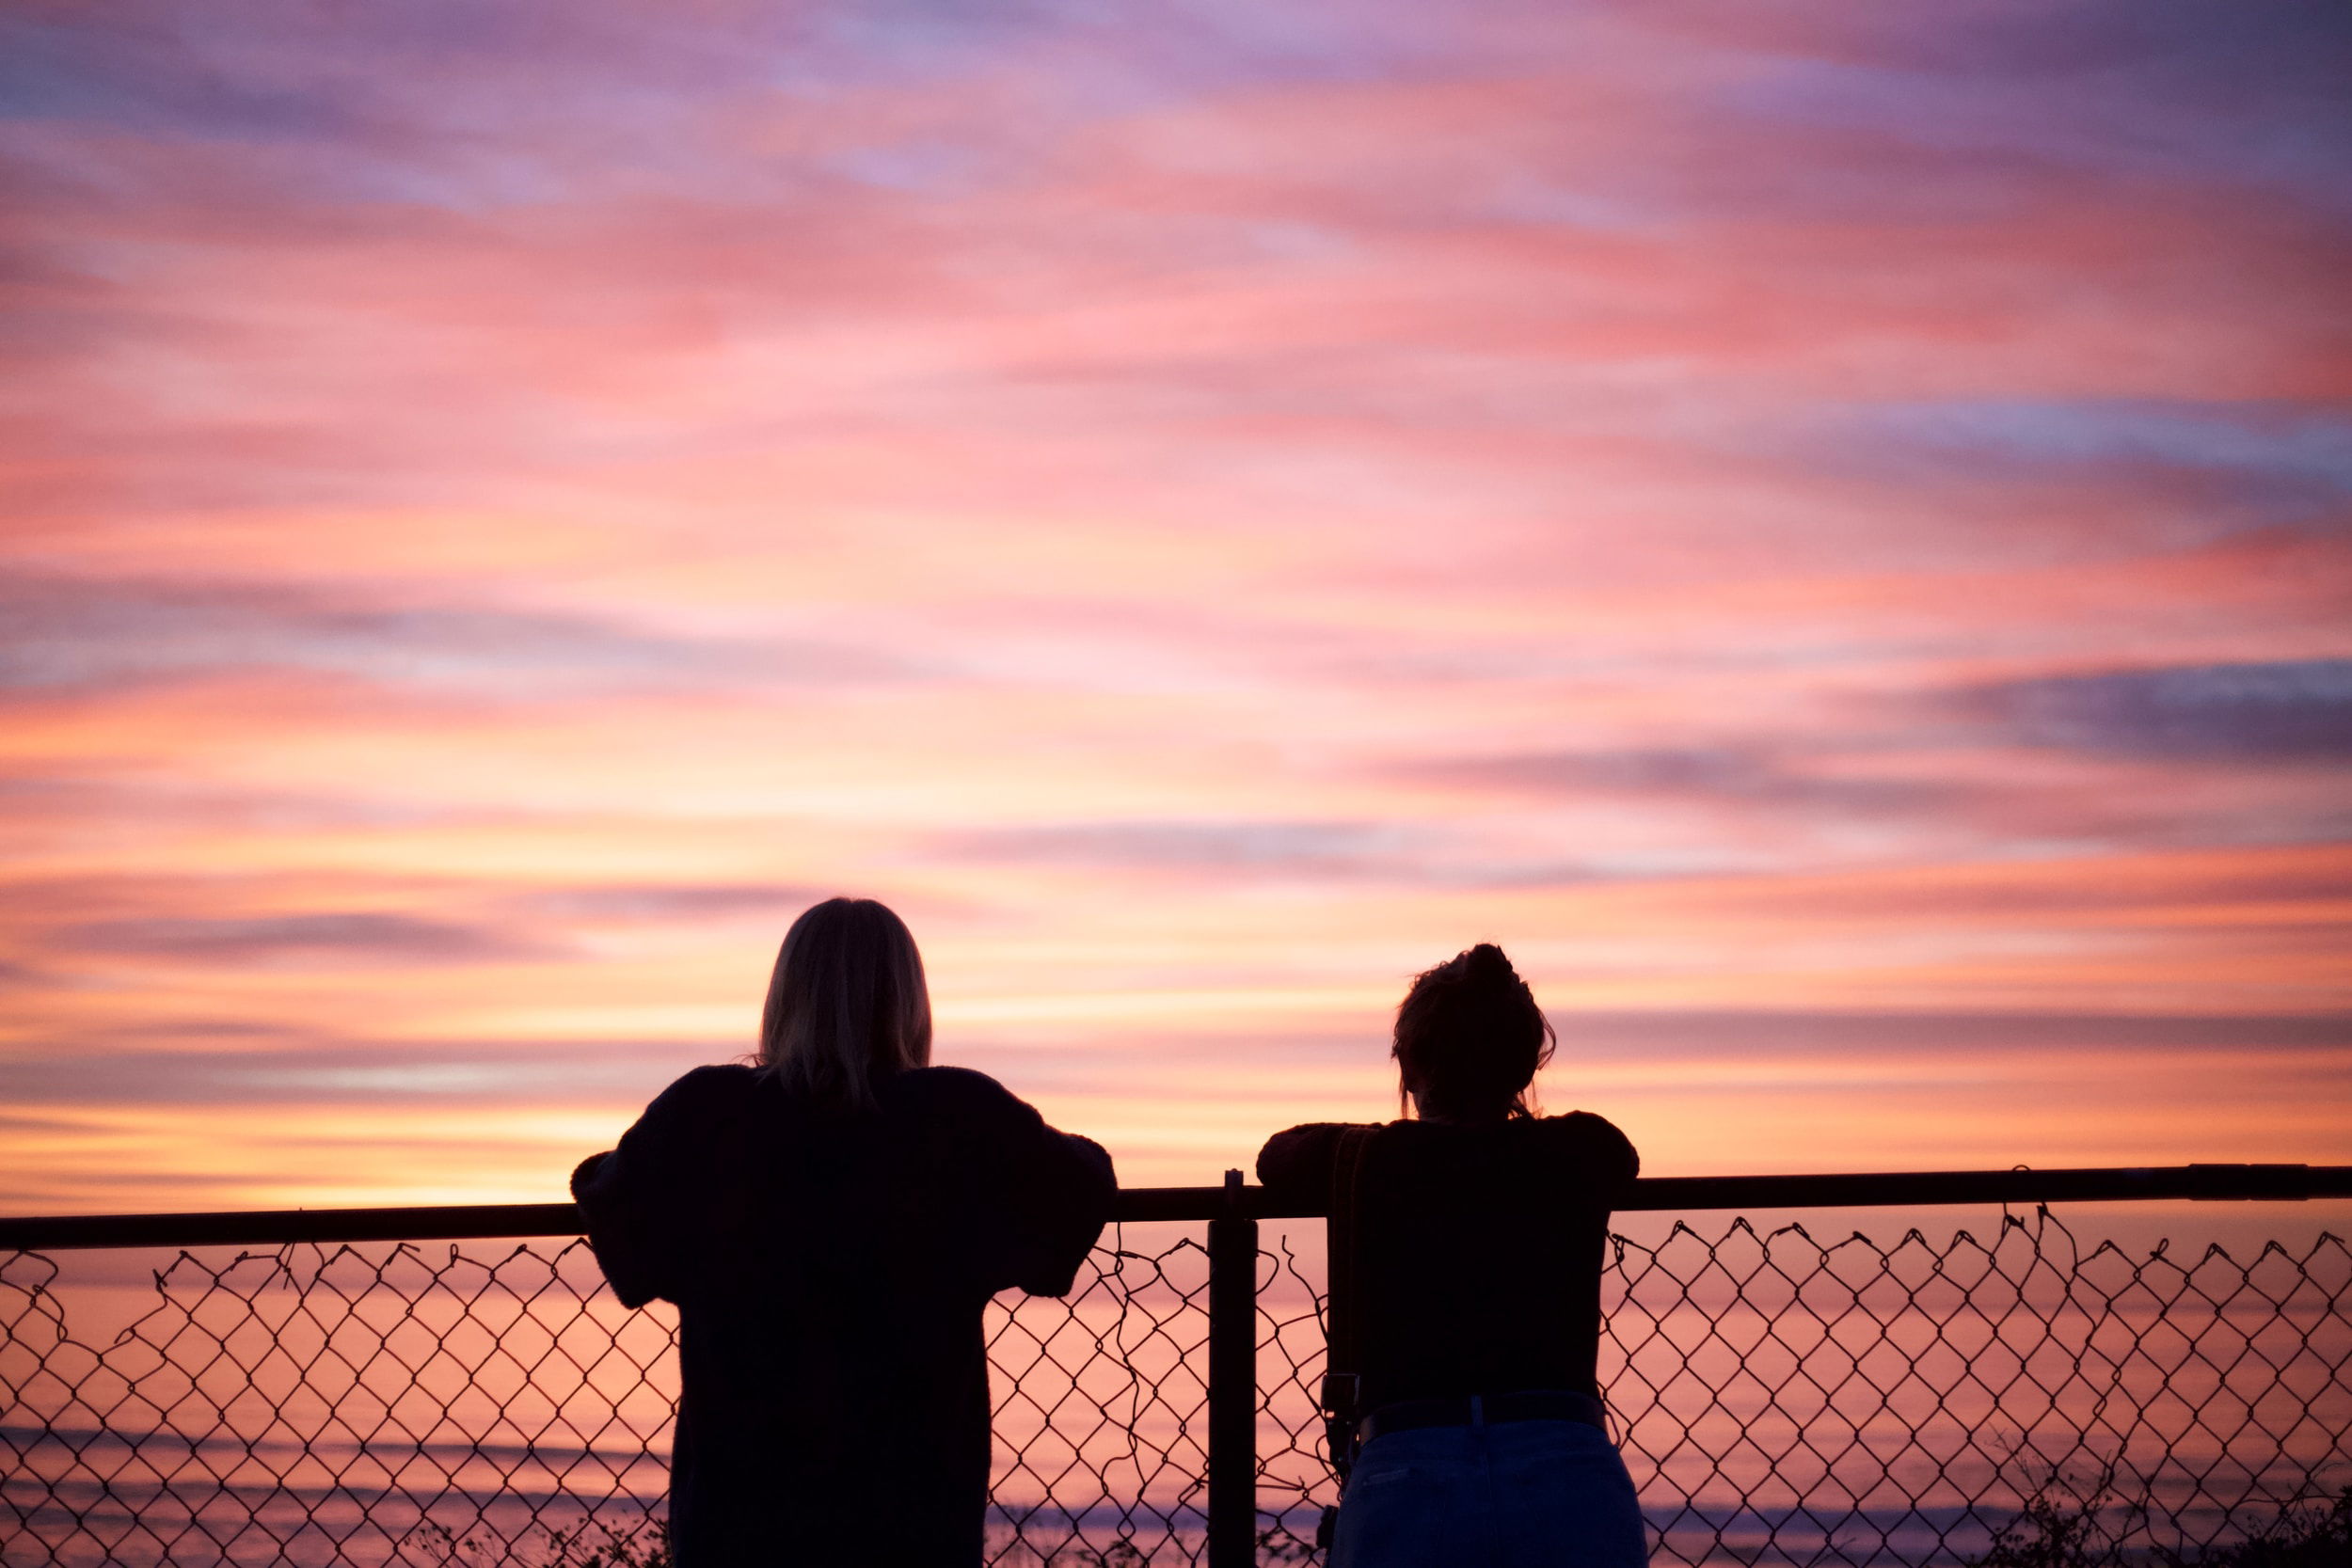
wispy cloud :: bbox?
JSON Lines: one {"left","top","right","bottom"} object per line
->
{"left": 940, "top": 819, "right": 1422, "bottom": 876}
{"left": 1973, "top": 659, "right": 2352, "bottom": 760}
{"left": 53, "top": 911, "right": 545, "bottom": 968}
{"left": 4, "top": 1036, "right": 719, "bottom": 1107}
{"left": 513, "top": 882, "right": 832, "bottom": 923}
{"left": 0, "top": 575, "right": 924, "bottom": 701}
{"left": 1393, "top": 748, "right": 1966, "bottom": 815}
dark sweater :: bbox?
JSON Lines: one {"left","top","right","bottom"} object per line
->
{"left": 1255, "top": 1112, "right": 1637, "bottom": 1412}
{"left": 572, "top": 1064, "right": 1115, "bottom": 1567}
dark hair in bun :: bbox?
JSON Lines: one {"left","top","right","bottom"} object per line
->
{"left": 1391, "top": 942, "right": 1555, "bottom": 1120}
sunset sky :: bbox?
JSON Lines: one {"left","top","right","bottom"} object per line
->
{"left": 3, "top": 0, "right": 2347, "bottom": 1214}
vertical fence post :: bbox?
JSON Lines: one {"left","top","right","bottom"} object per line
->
{"left": 1207, "top": 1166, "right": 1258, "bottom": 1568}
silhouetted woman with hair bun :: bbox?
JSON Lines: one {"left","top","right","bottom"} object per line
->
{"left": 1258, "top": 943, "right": 1645, "bottom": 1568}
{"left": 572, "top": 897, "right": 1116, "bottom": 1566}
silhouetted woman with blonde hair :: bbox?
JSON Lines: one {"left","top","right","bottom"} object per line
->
{"left": 574, "top": 897, "right": 1115, "bottom": 1566}
{"left": 1257, "top": 943, "right": 1645, "bottom": 1568}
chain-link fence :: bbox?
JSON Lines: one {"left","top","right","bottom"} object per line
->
{"left": 5, "top": 1208, "right": 2348, "bottom": 1566}
{"left": 1252, "top": 1212, "right": 2352, "bottom": 1565}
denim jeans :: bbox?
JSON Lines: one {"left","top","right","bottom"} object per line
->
{"left": 1329, "top": 1416, "right": 1649, "bottom": 1568}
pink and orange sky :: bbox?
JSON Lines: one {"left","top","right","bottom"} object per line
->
{"left": 2, "top": 0, "right": 2347, "bottom": 1213}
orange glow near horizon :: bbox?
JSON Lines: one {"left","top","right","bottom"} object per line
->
{"left": 2, "top": 1, "right": 2347, "bottom": 1214}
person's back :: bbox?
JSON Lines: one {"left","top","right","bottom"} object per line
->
{"left": 1256, "top": 943, "right": 1645, "bottom": 1568}
{"left": 573, "top": 899, "right": 1114, "bottom": 1566}
{"left": 1259, "top": 1111, "right": 1635, "bottom": 1411}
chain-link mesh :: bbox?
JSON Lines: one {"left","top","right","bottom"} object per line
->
{"left": 6, "top": 1210, "right": 2348, "bottom": 1566}
{"left": 1253, "top": 1211, "right": 2352, "bottom": 1564}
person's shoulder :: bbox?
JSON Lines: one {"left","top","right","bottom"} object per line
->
{"left": 894, "top": 1064, "right": 1017, "bottom": 1102}
{"left": 662, "top": 1062, "right": 758, "bottom": 1100}
{"left": 612, "top": 1063, "right": 761, "bottom": 1160}
{"left": 1539, "top": 1108, "right": 1626, "bottom": 1135}
{"left": 1256, "top": 1121, "right": 1380, "bottom": 1188}
{"left": 1260, "top": 1120, "right": 1371, "bottom": 1153}
{"left": 888, "top": 1065, "right": 1038, "bottom": 1126}
{"left": 1530, "top": 1110, "right": 1639, "bottom": 1177}
{"left": 646, "top": 1061, "right": 758, "bottom": 1112}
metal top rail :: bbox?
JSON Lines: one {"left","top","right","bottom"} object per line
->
{"left": 1, "top": 1163, "right": 2342, "bottom": 1251}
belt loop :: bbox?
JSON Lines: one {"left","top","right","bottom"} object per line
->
{"left": 1470, "top": 1394, "right": 1485, "bottom": 1427}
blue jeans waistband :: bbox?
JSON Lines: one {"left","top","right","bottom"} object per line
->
{"left": 1358, "top": 1387, "right": 1606, "bottom": 1446}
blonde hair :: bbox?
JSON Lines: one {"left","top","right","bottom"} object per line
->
{"left": 758, "top": 897, "right": 932, "bottom": 1111}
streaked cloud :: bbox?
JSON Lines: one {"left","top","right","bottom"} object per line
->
{"left": 513, "top": 882, "right": 832, "bottom": 923}
{"left": 0, "top": 574, "right": 924, "bottom": 700}
{"left": 942, "top": 819, "right": 1426, "bottom": 877}
{"left": 1977, "top": 658, "right": 2352, "bottom": 761}
{"left": 3, "top": 1037, "right": 724, "bottom": 1108}
{"left": 50, "top": 911, "right": 541, "bottom": 968}
{"left": 1393, "top": 749, "right": 1966, "bottom": 816}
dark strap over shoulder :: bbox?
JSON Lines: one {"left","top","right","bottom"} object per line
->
{"left": 1320, "top": 1125, "right": 1380, "bottom": 1481}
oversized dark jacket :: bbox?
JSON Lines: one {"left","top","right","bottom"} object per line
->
{"left": 571, "top": 1064, "right": 1116, "bottom": 1567}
